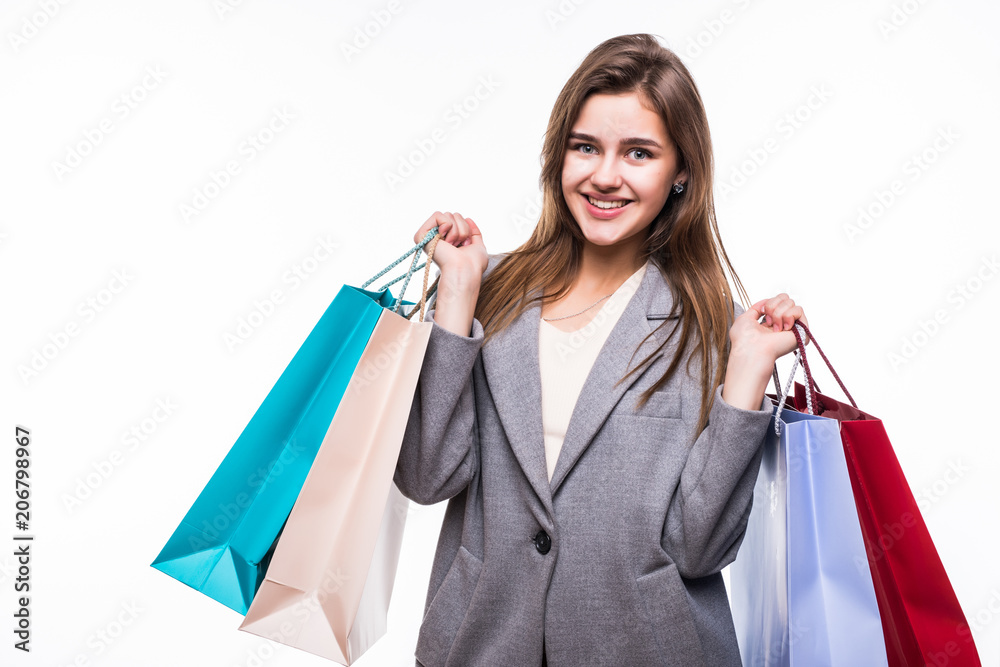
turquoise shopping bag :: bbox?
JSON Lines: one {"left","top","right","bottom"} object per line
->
{"left": 152, "top": 230, "right": 440, "bottom": 614}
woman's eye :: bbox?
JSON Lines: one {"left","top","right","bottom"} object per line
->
{"left": 570, "top": 143, "right": 596, "bottom": 154}
{"left": 629, "top": 148, "right": 649, "bottom": 160}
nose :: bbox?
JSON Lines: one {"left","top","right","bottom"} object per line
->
{"left": 590, "top": 154, "right": 622, "bottom": 191}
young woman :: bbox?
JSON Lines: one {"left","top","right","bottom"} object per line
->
{"left": 394, "top": 33, "right": 807, "bottom": 667}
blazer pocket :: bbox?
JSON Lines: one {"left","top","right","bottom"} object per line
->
{"left": 620, "top": 387, "right": 682, "bottom": 420}
{"left": 636, "top": 563, "right": 708, "bottom": 667}
{"left": 415, "top": 546, "right": 484, "bottom": 667}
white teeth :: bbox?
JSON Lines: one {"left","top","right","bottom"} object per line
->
{"left": 587, "top": 196, "right": 629, "bottom": 209}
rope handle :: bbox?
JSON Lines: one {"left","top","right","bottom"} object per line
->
{"left": 774, "top": 319, "right": 859, "bottom": 431}
{"left": 790, "top": 320, "right": 857, "bottom": 411}
{"left": 360, "top": 227, "right": 439, "bottom": 289}
{"left": 770, "top": 343, "right": 820, "bottom": 397}
{"left": 772, "top": 347, "right": 804, "bottom": 434}
{"left": 360, "top": 227, "right": 441, "bottom": 319}
{"left": 404, "top": 236, "right": 440, "bottom": 322}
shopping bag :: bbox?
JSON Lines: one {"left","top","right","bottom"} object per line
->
{"left": 151, "top": 283, "right": 390, "bottom": 613}
{"left": 786, "top": 323, "right": 982, "bottom": 667}
{"left": 151, "top": 228, "right": 440, "bottom": 615}
{"left": 731, "top": 347, "right": 888, "bottom": 666}
{"left": 236, "top": 232, "right": 439, "bottom": 663}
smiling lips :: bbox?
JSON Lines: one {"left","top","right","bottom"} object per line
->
{"left": 585, "top": 194, "right": 632, "bottom": 213}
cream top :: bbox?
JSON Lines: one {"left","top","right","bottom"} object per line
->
{"left": 538, "top": 262, "right": 648, "bottom": 483}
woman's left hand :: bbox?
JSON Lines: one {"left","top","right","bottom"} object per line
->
{"left": 730, "top": 293, "right": 809, "bottom": 364}
{"left": 722, "top": 293, "right": 808, "bottom": 411}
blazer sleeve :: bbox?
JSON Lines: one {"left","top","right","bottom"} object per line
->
{"left": 393, "top": 305, "right": 483, "bottom": 505}
{"left": 393, "top": 252, "right": 507, "bottom": 505}
{"left": 661, "top": 300, "right": 773, "bottom": 579}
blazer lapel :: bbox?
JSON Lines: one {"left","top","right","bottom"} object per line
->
{"left": 482, "top": 262, "right": 679, "bottom": 503}
{"left": 548, "top": 263, "right": 675, "bottom": 494}
{"left": 481, "top": 295, "right": 553, "bottom": 512}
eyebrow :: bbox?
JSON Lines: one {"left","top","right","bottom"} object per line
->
{"left": 567, "top": 132, "right": 663, "bottom": 150}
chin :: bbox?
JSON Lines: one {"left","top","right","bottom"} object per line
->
{"left": 581, "top": 233, "right": 629, "bottom": 248}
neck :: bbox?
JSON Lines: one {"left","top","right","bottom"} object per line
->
{"left": 575, "top": 240, "right": 646, "bottom": 295}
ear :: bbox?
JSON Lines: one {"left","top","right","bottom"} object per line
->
{"left": 675, "top": 167, "right": 689, "bottom": 187}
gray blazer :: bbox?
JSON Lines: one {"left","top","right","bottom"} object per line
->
{"left": 394, "top": 253, "right": 772, "bottom": 667}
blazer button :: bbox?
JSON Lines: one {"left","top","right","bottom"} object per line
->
{"left": 533, "top": 530, "right": 551, "bottom": 555}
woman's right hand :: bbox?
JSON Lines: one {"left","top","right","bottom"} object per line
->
{"left": 414, "top": 211, "right": 488, "bottom": 279}
{"left": 413, "top": 211, "right": 488, "bottom": 337}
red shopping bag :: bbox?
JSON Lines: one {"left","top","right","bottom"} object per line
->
{"left": 787, "top": 323, "right": 981, "bottom": 667}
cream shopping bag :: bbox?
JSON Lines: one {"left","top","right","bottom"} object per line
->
{"left": 238, "top": 233, "right": 438, "bottom": 663}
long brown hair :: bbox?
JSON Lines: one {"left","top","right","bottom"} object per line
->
{"left": 475, "top": 33, "right": 750, "bottom": 435}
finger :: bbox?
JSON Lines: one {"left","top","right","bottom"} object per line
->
{"left": 463, "top": 218, "right": 485, "bottom": 247}
{"left": 771, "top": 292, "right": 795, "bottom": 331}
{"left": 759, "top": 294, "right": 791, "bottom": 331}
{"left": 782, "top": 306, "right": 804, "bottom": 333}
{"left": 744, "top": 303, "right": 764, "bottom": 321}
{"left": 432, "top": 212, "right": 459, "bottom": 245}
{"left": 748, "top": 298, "right": 774, "bottom": 323}
{"left": 415, "top": 211, "right": 442, "bottom": 245}
{"left": 442, "top": 212, "right": 469, "bottom": 244}
{"left": 795, "top": 312, "right": 810, "bottom": 344}
{"left": 754, "top": 295, "right": 808, "bottom": 341}
{"left": 760, "top": 294, "right": 783, "bottom": 331}
{"left": 772, "top": 302, "right": 799, "bottom": 333}
{"left": 766, "top": 299, "right": 795, "bottom": 331}
{"left": 429, "top": 211, "right": 463, "bottom": 243}
{"left": 773, "top": 305, "right": 807, "bottom": 339}
{"left": 771, "top": 297, "right": 803, "bottom": 333}
{"left": 437, "top": 212, "right": 456, "bottom": 242}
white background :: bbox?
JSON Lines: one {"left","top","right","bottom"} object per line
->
{"left": 2, "top": 0, "right": 998, "bottom": 665}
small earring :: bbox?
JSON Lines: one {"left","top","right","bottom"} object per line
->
{"left": 672, "top": 182, "right": 685, "bottom": 194}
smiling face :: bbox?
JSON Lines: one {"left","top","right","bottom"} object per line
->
{"left": 561, "top": 92, "right": 686, "bottom": 256}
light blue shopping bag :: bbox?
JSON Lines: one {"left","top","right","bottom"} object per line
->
{"left": 152, "top": 229, "right": 440, "bottom": 614}
{"left": 730, "top": 348, "right": 888, "bottom": 666}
